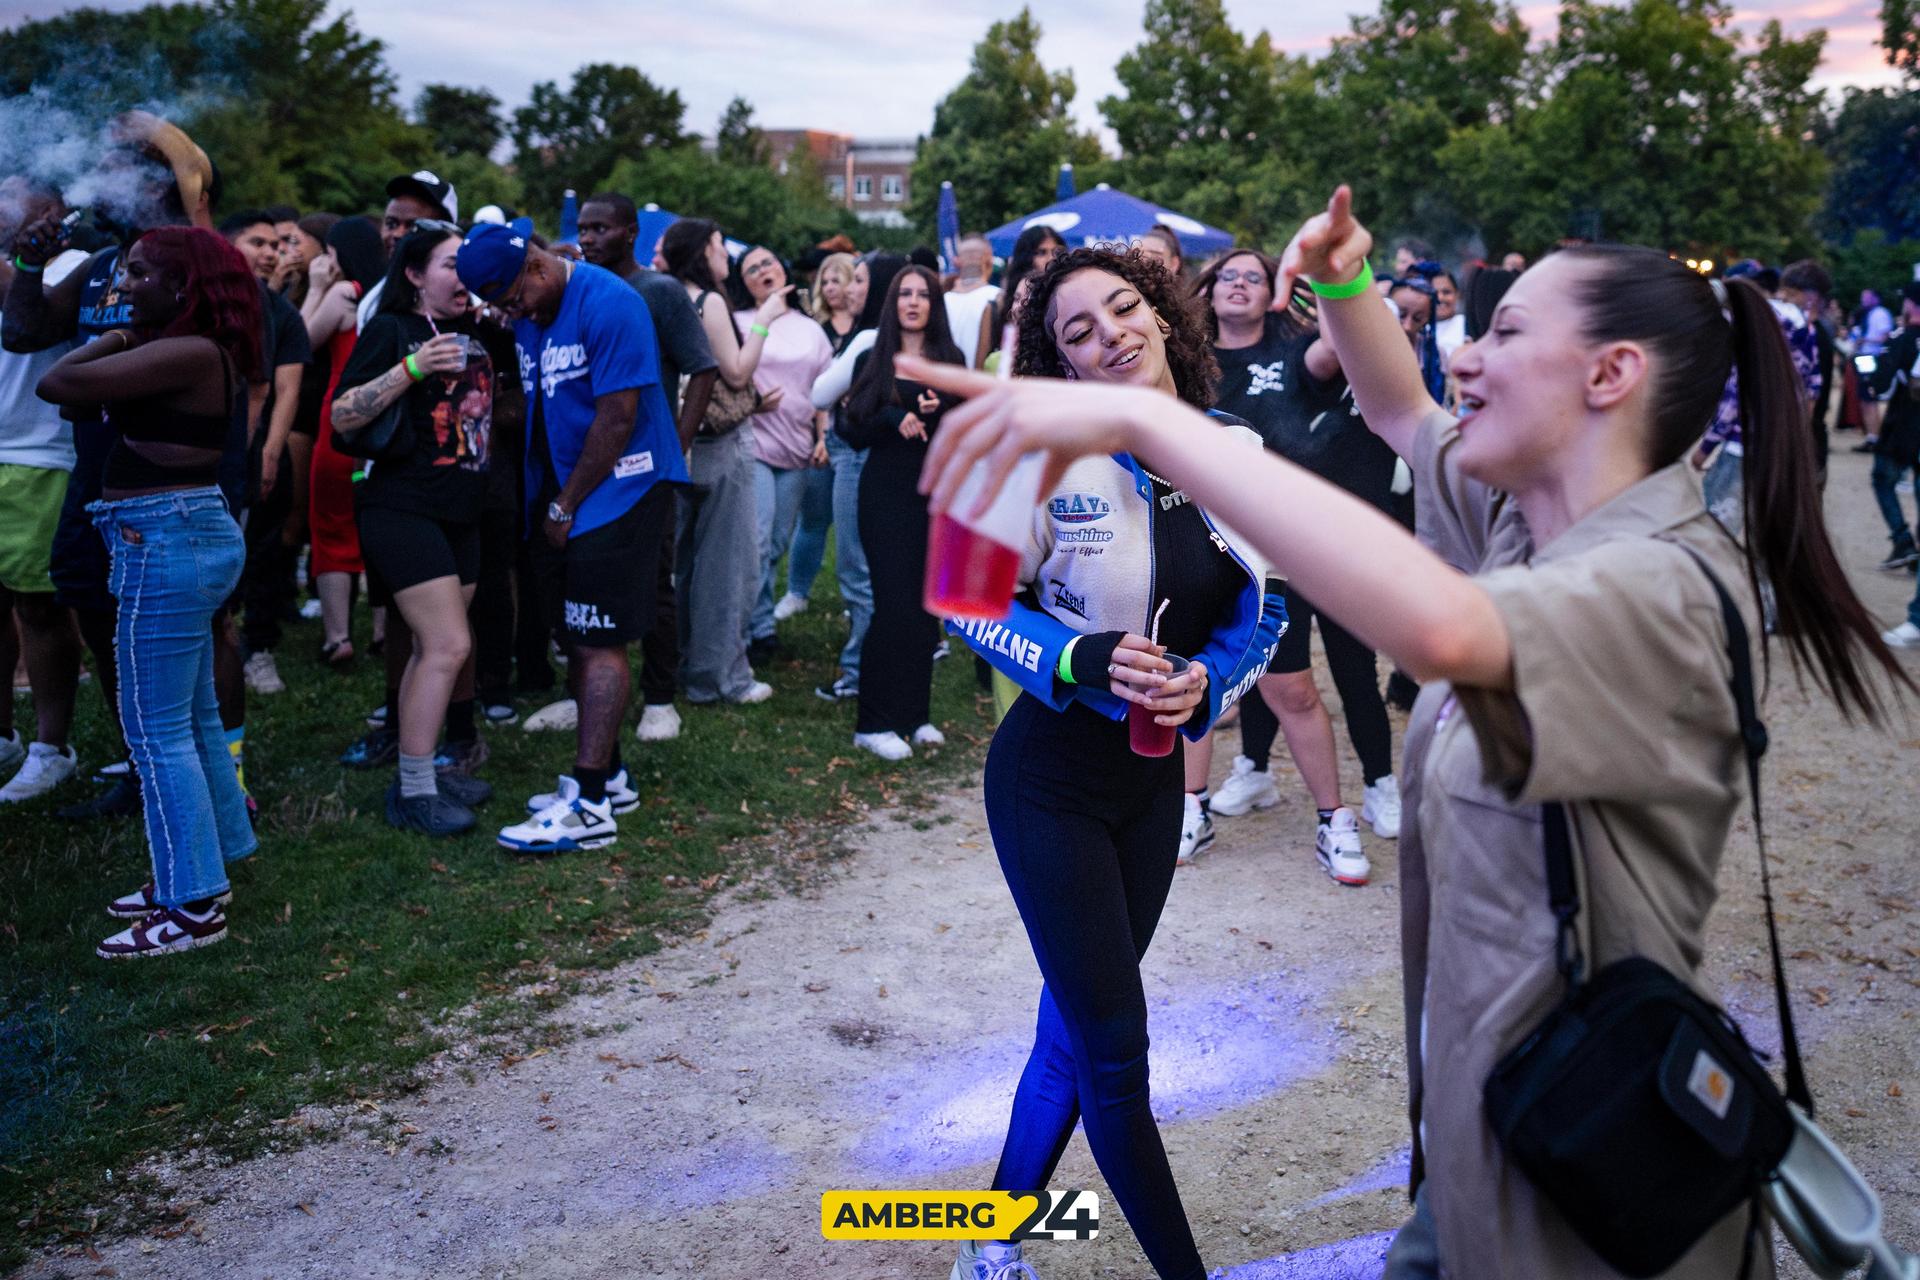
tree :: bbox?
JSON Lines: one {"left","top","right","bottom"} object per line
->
{"left": 1820, "top": 86, "right": 1920, "bottom": 244}
{"left": 1882, "top": 0, "right": 1920, "bottom": 81}
{"left": 417, "top": 84, "right": 503, "bottom": 158}
{"left": 905, "top": 9, "right": 1104, "bottom": 237}
{"left": 510, "top": 63, "right": 686, "bottom": 219}
{"left": 714, "top": 95, "right": 767, "bottom": 168}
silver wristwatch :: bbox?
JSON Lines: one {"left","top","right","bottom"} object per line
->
{"left": 546, "top": 500, "right": 573, "bottom": 525}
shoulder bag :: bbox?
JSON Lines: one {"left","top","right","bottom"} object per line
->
{"left": 696, "top": 290, "right": 760, "bottom": 437}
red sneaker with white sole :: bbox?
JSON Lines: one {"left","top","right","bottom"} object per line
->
{"left": 97, "top": 905, "right": 228, "bottom": 959}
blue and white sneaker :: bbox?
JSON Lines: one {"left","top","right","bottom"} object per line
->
{"left": 950, "top": 1239, "right": 1037, "bottom": 1279}
{"left": 526, "top": 766, "right": 640, "bottom": 816}
{"left": 498, "top": 775, "right": 617, "bottom": 854}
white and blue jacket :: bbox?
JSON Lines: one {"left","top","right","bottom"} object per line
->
{"left": 950, "top": 415, "right": 1287, "bottom": 739}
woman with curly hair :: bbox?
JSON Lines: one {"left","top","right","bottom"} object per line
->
{"left": 937, "top": 247, "right": 1286, "bottom": 1280}
{"left": 37, "top": 227, "right": 262, "bottom": 959}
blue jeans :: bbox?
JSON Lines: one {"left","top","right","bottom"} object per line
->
{"left": 90, "top": 488, "right": 255, "bottom": 906}
{"left": 750, "top": 460, "right": 817, "bottom": 641}
{"left": 1870, "top": 453, "right": 1914, "bottom": 552}
{"left": 827, "top": 432, "right": 871, "bottom": 684}
{"left": 784, "top": 463, "right": 835, "bottom": 604}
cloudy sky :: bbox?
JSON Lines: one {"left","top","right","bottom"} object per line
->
{"left": 2, "top": 0, "right": 1904, "bottom": 142}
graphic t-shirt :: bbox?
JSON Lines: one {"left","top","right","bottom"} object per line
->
{"left": 513, "top": 261, "right": 689, "bottom": 538}
{"left": 335, "top": 312, "right": 493, "bottom": 522}
{"left": 1213, "top": 314, "right": 1397, "bottom": 511}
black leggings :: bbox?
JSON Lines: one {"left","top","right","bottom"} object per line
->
{"left": 1242, "top": 586, "right": 1394, "bottom": 786}
{"left": 854, "top": 451, "right": 937, "bottom": 735}
{"left": 984, "top": 696, "right": 1203, "bottom": 1280}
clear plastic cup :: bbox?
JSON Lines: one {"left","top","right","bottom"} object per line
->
{"left": 1127, "top": 654, "right": 1190, "bottom": 758}
{"left": 924, "top": 451, "right": 1045, "bottom": 620}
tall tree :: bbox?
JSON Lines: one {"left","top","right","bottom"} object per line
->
{"left": 905, "top": 8, "right": 1103, "bottom": 236}
{"left": 1882, "top": 0, "right": 1920, "bottom": 81}
{"left": 1820, "top": 85, "right": 1920, "bottom": 244}
{"left": 510, "top": 63, "right": 686, "bottom": 218}
{"left": 416, "top": 84, "right": 503, "bottom": 158}
{"left": 714, "top": 95, "right": 767, "bottom": 168}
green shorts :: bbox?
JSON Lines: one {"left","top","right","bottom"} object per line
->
{"left": 0, "top": 463, "right": 71, "bottom": 593}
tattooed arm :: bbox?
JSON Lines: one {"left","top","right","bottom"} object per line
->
{"left": 330, "top": 360, "right": 413, "bottom": 432}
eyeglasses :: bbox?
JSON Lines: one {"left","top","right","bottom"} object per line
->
{"left": 1215, "top": 268, "right": 1268, "bottom": 287}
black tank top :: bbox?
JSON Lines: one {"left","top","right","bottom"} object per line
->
{"left": 102, "top": 352, "right": 237, "bottom": 490}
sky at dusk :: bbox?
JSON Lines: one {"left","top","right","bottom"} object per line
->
{"left": 0, "top": 0, "right": 1905, "bottom": 146}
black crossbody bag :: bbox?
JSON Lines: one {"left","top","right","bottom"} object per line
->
{"left": 1483, "top": 550, "right": 1810, "bottom": 1278}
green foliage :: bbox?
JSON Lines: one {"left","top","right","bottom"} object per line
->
{"left": 1820, "top": 85, "right": 1920, "bottom": 244}
{"left": 510, "top": 63, "right": 687, "bottom": 220}
{"left": 1882, "top": 0, "right": 1920, "bottom": 81}
{"left": 605, "top": 142, "right": 871, "bottom": 254}
{"left": 416, "top": 84, "right": 505, "bottom": 159}
{"left": 1823, "top": 226, "right": 1920, "bottom": 306}
{"left": 714, "top": 95, "right": 768, "bottom": 168}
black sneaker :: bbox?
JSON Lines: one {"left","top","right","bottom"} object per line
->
{"left": 1877, "top": 548, "right": 1919, "bottom": 572}
{"left": 385, "top": 782, "right": 475, "bottom": 837}
{"left": 436, "top": 769, "right": 493, "bottom": 809}
{"left": 435, "top": 736, "right": 489, "bottom": 774}
{"left": 814, "top": 677, "right": 858, "bottom": 702}
{"left": 340, "top": 726, "right": 399, "bottom": 770}
{"left": 57, "top": 775, "right": 141, "bottom": 820}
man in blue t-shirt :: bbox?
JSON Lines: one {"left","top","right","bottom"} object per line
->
{"left": 457, "top": 219, "right": 689, "bottom": 854}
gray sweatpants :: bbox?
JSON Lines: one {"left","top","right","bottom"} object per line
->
{"left": 677, "top": 427, "right": 761, "bottom": 702}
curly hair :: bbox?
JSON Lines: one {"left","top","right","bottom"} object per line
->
{"left": 1013, "top": 246, "right": 1218, "bottom": 409}
{"left": 133, "top": 226, "right": 262, "bottom": 381}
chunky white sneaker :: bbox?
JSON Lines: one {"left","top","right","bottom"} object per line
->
{"left": 911, "top": 723, "right": 946, "bottom": 746}
{"left": 298, "top": 598, "right": 324, "bottom": 620}
{"left": 0, "top": 742, "right": 78, "bottom": 803}
{"left": 853, "top": 731, "right": 913, "bottom": 761}
{"left": 951, "top": 1238, "right": 1037, "bottom": 1280}
{"left": 527, "top": 767, "right": 640, "bottom": 816}
{"left": 1176, "top": 792, "right": 1215, "bottom": 865}
{"left": 0, "top": 730, "right": 24, "bottom": 776}
{"left": 1361, "top": 775, "right": 1402, "bottom": 839}
{"left": 1316, "top": 807, "right": 1370, "bottom": 886}
{"left": 635, "top": 704, "right": 681, "bottom": 742}
{"left": 243, "top": 650, "right": 286, "bottom": 694}
{"left": 498, "top": 776, "right": 617, "bottom": 853}
{"left": 1210, "top": 755, "right": 1279, "bottom": 816}
{"left": 1883, "top": 621, "right": 1920, "bottom": 649}
{"left": 522, "top": 698, "right": 578, "bottom": 732}
{"left": 730, "top": 681, "right": 774, "bottom": 705}
{"left": 772, "top": 592, "right": 809, "bottom": 622}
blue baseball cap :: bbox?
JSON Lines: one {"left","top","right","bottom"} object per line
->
{"left": 456, "top": 217, "right": 534, "bottom": 303}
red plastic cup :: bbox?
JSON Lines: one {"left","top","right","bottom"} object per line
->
{"left": 924, "top": 452, "right": 1046, "bottom": 621}
{"left": 1127, "top": 654, "right": 1190, "bottom": 758}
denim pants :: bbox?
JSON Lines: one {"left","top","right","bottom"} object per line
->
{"left": 1870, "top": 453, "right": 1915, "bottom": 551}
{"left": 91, "top": 488, "right": 255, "bottom": 906}
{"left": 784, "top": 463, "right": 835, "bottom": 605}
{"left": 826, "top": 431, "right": 872, "bottom": 684}
{"left": 749, "top": 459, "right": 819, "bottom": 641}
{"left": 678, "top": 428, "right": 760, "bottom": 702}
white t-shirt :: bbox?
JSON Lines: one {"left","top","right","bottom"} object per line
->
{"left": 944, "top": 284, "right": 1001, "bottom": 369}
{"left": 0, "top": 249, "right": 90, "bottom": 471}
{"left": 1435, "top": 313, "right": 1468, "bottom": 362}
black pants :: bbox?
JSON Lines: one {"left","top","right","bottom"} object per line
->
{"left": 984, "top": 696, "right": 1203, "bottom": 1280}
{"left": 511, "top": 534, "right": 555, "bottom": 693}
{"left": 1242, "top": 588, "right": 1394, "bottom": 786}
{"left": 471, "top": 504, "right": 517, "bottom": 703}
{"left": 854, "top": 451, "right": 936, "bottom": 736}
{"left": 241, "top": 442, "right": 292, "bottom": 653}
{"left": 639, "top": 498, "right": 680, "bottom": 707}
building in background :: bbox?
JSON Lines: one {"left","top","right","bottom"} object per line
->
{"left": 762, "top": 129, "right": 915, "bottom": 227}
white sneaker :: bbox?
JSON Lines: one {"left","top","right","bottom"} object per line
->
{"left": 527, "top": 766, "right": 640, "bottom": 816}
{"left": 853, "top": 731, "right": 913, "bottom": 761}
{"left": 0, "top": 742, "right": 78, "bottom": 803}
{"left": 1177, "top": 792, "right": 1215, "bottom": 865}
{"left": 1361, "top": 775, "right": 1402, "bottom": 839}
{"left": 950, "top": 1238, "right": 1036, "bottom": 1280}
{"left": 498, "top": 776, "right": 617, "bottom": 853}
{"left": 729, "top": 681, "right": 774, "bottom": 705}
{"left": 1316, "top": 808, "right": 1370, "bottom": 886}
{"left": 243, "top": 650, "right": 285, "bottom": 694}
{"left": 0, "top": 730, "right": 22, "bottom": 776}
{"left": 911, "top": 723, "right": 946, "bottom": 746}
{"left": 635, "top": 704, "right": 681, "bottom": 742}
{"left": 1883, "top": 621, "right": 1920, "bottom": 649}
{"left": 299, "top": 598, "right": 323, "bottom": 620}
{"left": 1210, "top": 755, "right": 1279, "bottom": 816}
{"left": 522, "top": 698, "right": 578, "bottom": 732}
{"left": 772, "top": 592, "right": 809, "bottom": 622}
{"left": 932, "top": 640, "right": 951, "bottom": 661}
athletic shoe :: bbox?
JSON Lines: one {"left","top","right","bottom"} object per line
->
{"left": 1177, "top": 793, "right": 1215, "bottom": 865}
{"left": 729, "top": 681, "right": 774, "bottom": 705}
{"left": 1883, "top": 621, "right": 1920, "bottom": 649}
{"left": 385, "top": 782, "right": 476, "bottom": 837}
{"left": 522, "top": 698, "right": 578, "bottom": 732}
{"left": 57, "top": 776, "right": 140, "bottom": 821}
{"left": 0, "top": 730, "right": 22, "bottom": 777}
{"left": 91, "top": 757, "right": 131, "bottom": 784}
{"left": 109, "top": 881, "right": 231, "bottom": 920}
{"left": 0, "top": 742, "right": 78, "bottom": 803}
{"left": 482, "top": 702, "right": 518, "bottom": 727}
{"left": 635, "top": 704, "right": 681, "bottom": 742}
{"left": 1210, "top": 755, "right": 1279, "bottom": 817}
{"left": 814, "top": 677, "right": 858, "bottom": 702}
{"left": 1877, "top": 548, "right": 1920, "bottom": 572}
{"left": 853, "top": 731, "right": 912, "bottom": 761}
{"left": 498, "top": 777, "right": 617, "bottom": 854}
{"left": 339, "top": 726, "right": 398, "bottom": 769}
{"left": 435, "top": 769, "right": 493, "bottom": 809}
{"left": 97, "top": 904, "right": 227, "bottom": 959}
{"left": 950, "top": 1238, "right": 1037, "bottom": 1280}
{"left": 242, "top": 650, "right": 285, "bottom": 695}
{"left": 1361, "top": 775, "right": 1402, "bottom": 839}
{"left": 435, "top": 736, "right": 489, "bottom": 775}
{"left": 772, "top": 592, "right": 809, "bottom": 622}
{"left": 932, "top": 640, "right": 951, "bottom": 662}
{"left": 365, "top": 703, "right": 389, "bottom": 728}
{"left": 299, "top": 598, "right": 323, "bottom": 620}
{"left": 1852, "top": 437, "right": 1879, "bottom": 453}
{"left": 747, "top": 635, "right": 786, "bottom": 665}
{"left": 1899, "top": 477, "right": 1916, "bottom": 495}
{"left": 911, "top": 723, "right": 946, "bottom": 746}
{"left": 1316, "top": 808, "right": 1370, "bottom": 886}
{"left": 528, "top": 766, "right": 641, "bottom": 816}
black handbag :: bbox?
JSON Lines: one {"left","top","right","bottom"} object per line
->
{"left": 1483, "top": 549, "right": 1811, "bottom": 1278}
{"left": 330, "top": 395, "right": 411, "bottom": 461}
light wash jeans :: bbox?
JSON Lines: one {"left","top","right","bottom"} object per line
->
{"left": 785, "top": 463, "right": 835, "bottom": 605}
{"left": 750, "top": 459, "right": 824, "bottom": 642}
{"left": 826, "top": 431, "right": 872, "bottom": 685}
{"left": 90, "top": 488, "right": 255, "bottom": 906}
{"left": 678, "top": 428, "right": 761, "bottom": 702}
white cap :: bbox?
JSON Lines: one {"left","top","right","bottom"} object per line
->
{"left": 472, "top": 205, "right": 507, "bottom": 226}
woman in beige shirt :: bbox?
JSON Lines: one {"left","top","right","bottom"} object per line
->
{"left": 904, "top": 186, "right": 1908, "bottom": 1279}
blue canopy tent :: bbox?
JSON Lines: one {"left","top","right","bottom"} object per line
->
{"left": 985, "top": 185, "right": 1233, "bottom": 260}
{"left": 634, "top": 204, "right": 749, "bottom": 269}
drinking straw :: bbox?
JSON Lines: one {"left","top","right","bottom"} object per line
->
{"left": 1149, "top": 597, "right": 1170, "bottom": 647}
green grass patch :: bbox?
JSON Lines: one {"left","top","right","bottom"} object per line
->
{"left": 0, "top": 570, "right": 991, "bottom": 1264}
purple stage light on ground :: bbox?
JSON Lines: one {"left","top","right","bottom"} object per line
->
{"left": 1305, "top": 1145, "right": 1411, "bottom": 1210}
{"left": 1218, "top": 1229, "right": 1396, "bottom": 1279}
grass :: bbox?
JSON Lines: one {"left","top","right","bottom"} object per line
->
{"left": 0, "top": 561, "right": 991, "bottom": 1266}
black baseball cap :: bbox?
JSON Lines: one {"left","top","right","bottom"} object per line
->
{"left": 385, "top": 170, "right": 457, "bottom": 223}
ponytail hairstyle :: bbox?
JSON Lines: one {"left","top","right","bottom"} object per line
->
{"left": 1563, "top": 244, "right": 1912, "bottom": 721}
{"left": 660, "top": 216, "right": 724, "bottom": 295}
{"left": 133, "top": 225, "right": 262, "bottom": 381}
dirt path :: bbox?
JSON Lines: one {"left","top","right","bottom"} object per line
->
{"left": 17, "top": 451, "right": 1919, "bottom": 1280}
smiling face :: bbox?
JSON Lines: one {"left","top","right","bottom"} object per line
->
{"left": 1434, "top": 274, "right": 1458, "bottom": 321}
{"left": 740, "top": 247, "right": 787, "bottom": 305}
{"left": 1209, "top": 252, "right": 1273, "bottom": 327}
{"left": 1045, "top": 266, "right": 1171, "bottom": 391}
{"left": 228, "top": 221, "right": 278, "bottom": 282}
{"left": 121, "top": 239, "right": 183, "bottom": 329}
{"left": 410, "top": 234, "right": 469, "bottom": 319}
{"left": 895, "top": 271, "right": 932, "bottom": 332}
{"left": 1389, "top": 285, "right": 1433, "bottom": 346}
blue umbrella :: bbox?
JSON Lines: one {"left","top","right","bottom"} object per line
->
{"left": 984, "top": 184, "right": 1233, "bottom": 260}
{"left": 1056, "top": 163, "right": 1076, "bottom": 202}
{"left": 558, "top": 189, "right": 579, "bottom": 246}
{"left": 937, "top": 181, "right": 961, "bottom": 274}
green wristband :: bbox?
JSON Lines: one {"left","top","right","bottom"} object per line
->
{"left": 749, "top": 322, "right": 771, "bottom": 338}
{"left": 404, "top": 353, "right": 424, "bottom": 381}
{"left": 1057, "top": 636, "right": 1079, "bottom": 685}
{"left": 1308, "top": 260, "right": 1375, "bottom": 300}
{"left": 12, "top": 255, "right": 43, "bottom": 273}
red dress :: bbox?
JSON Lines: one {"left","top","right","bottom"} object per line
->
{"left": 308, "top": 284, "right": 364, "bottom": 575}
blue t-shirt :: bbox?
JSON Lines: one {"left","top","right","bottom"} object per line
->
{"left": 514, "top": 261, "right": 689, "bottom": 537}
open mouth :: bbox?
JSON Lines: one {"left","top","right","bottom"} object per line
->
{"left": 1108, "top": 345, "right": 1143, "bottom": 371}
{"left": 1457, "top": 391, "right": 1485, "bottom": 421}
{"left": 1226, "top": 290, "right": 1250, "bottom": 304}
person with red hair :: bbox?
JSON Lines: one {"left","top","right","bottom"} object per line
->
{"left": 37, "top": 226, "right": 262, "bottom": 960}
